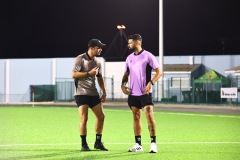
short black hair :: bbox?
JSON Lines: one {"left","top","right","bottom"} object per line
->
{"left": 128, "top": 34, "right": 142, "bottom": 43}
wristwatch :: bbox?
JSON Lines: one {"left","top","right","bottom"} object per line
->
{"left": 86, "top": 72, "right": 90, "bottom": 77}
{"left": 150, "top": 80, "right": 154, "bottom": 85}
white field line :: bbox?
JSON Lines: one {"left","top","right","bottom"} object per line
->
{"left": 159, "top": 112, "right": 240, "bottom": 119}
{"left": 0, "top": 142, "right": 240, "bottom": 147}
{"left": 105, "top": 109, "right": 240, "bottom": 119}
{"left": 42, "top": 107, "right": 240, "bottom": 119}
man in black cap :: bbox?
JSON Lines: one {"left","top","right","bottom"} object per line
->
{"left": 72, "top": 39, "right": 108, "bottom": 151}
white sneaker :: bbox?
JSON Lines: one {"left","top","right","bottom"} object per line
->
{"left": 128, "top": 143, "right": 143, "bottom": 152}
{"left": 150, "top": 143, "right": 158, "bottom": 153}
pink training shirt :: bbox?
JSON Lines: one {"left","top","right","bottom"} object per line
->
{"left": 125, "top": 50, "right": 159, "bottom": 96}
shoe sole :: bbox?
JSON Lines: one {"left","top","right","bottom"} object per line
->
{"left": 94, "top": 147, "right": 108, "bottom": 151}
{"left": 150, "top": 150, "right": 157, "bottom": 153}
{"left": 128, "top": 150, "right": 143, "bottom": 152}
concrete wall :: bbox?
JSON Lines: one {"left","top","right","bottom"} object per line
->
{"left": 0, "top": 60, "right": 5, "bottom": 102}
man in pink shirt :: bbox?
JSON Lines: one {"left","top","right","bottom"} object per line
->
{"left": 121, "top": 34, "right": 162, "bottom": 153}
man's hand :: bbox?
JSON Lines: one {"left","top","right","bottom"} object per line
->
{"left": 143, "top": 82, "right": 152, "bottom": 94}
{"left": 89, "top": 67, "right": 99, "bottom": 76}
{"left": 100, "top": 94, "right": 106, "bottom": 102}
{"left": 121, "top": 85, "right": 131, "bottom": 95}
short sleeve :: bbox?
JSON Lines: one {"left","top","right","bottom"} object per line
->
{"left": 96, "top": 61, "right": 102, "bottom": 77}
{"left": 72, "top": 56, "right": 83, "bottom": 72}
{"left": 124, "top": 57, "right": 130, "bottom": 73}
{"left": 148, "top": 52, "right": 159, "bottom": 70}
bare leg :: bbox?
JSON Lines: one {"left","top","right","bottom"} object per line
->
{"left": 91, "top": 103, "right": 105, "bottom": 134}
{"left": 131, "top": 106, "right": 142, "bottom": 136}
{"left": 78, "top": 105, "right": 89, "bottom": 135}
{"left": 144, "top": 105, "right": 156, "bottom": 136}
{"left": 91, "top": 103, "right": 108, "bottom": 151}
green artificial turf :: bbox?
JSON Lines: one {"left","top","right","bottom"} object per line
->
{"left": 0, "top": 106, "right": 240, "bottom": 160}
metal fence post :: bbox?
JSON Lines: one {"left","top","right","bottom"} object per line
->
{"left": 192, "top": 78, "right": 195, "bottom": 103}
{"left": 55, "top": 78, "right": 57, "bottom": 101}
{"left": 206, "top": 80, "right": 208, "bottom": 104}
{"left": 180, "top": 78, "right": 182, "bottom": 103}
{"left": 167, "top": 79, "right": 170, "bottom": 102}
{"left": 111, "top": 76, "right": 114, "bottom": 101}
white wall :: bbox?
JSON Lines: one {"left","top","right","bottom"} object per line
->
{"left": 56, "top": 58, "right": 75, "bottom": 79}
{"left": 163, "top": 56, "right": 202, "bottom": 65}
{"left": 0, "top": 55, "right": 239, "bottom": 102}
{"left": 0, "top": 60, "right": 5, "bottom": 96}
{"left": 10, "top": 59, "right": 52, "bottom": 94}
{"left": 105, "top": 62, "right": 128, "bottom": 99}
{"left": 0, "top": 57, "right": 107, "bottom": 102}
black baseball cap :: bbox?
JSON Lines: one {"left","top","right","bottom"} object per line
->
{"left": 88, "top": 39, "right": 106, "bottom": 48}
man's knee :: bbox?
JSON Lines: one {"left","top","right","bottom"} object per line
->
{"left": 81, "top": 115, "right": 88, "bottom": 124}
{"left": 145, "top": 106, "right": 154, "bottom": 116}
{"left": 96, "top": 112, "right": 105, "bottom": 121}
{"left": 133, "top": 112, "right": 141, "bottom": 122}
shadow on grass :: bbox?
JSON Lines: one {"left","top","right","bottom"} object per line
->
{"left": 0, "top": 148, "right": 145, "bottom": 160}
{"left": 0, "top": 148, "right": 79, "bottom": 160}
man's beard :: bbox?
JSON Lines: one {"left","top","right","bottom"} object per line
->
{"left": 96, "top": 51, "right": 101, "bottom": 56}
{"left": 128, "top": 46, "right": 137, "bottom": 52}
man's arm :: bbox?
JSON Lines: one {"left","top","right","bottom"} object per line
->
{"left": 97, "top": 77, "right": 107, "bottom": 102}
{"left": 121, "top": 71, "right": 131, "bottom": 95}
{"left": 72, "top": 71, "right": 89, "bottom": 79}
{"left": 151, "top": 67, "right": 162, "bottom": 84}
{"left": 72, "top": 67, "right": 99, "bottom": 79}
{"left": 71, "top": 56, "right": 99, "bottom": 79}
{"left": 121, "top": 71, "right": 129, "bottom": 86}
{"left": 97, "top": 77, "right": 106, "bottom": 95}
{"left": 143, "top": 67, "right": 162, "bottom": 94}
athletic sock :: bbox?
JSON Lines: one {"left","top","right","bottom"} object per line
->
{"left": 135, "top": 136, "right": 141, "bottom": 145}
{"left": 80, "top": 135, "right": 87, "bottom": 146}
{"left": 96, "top": 134, "right": 102, "bottom": 144}
{"left": 151, "top": 136, "right": 156, "bottom": 143}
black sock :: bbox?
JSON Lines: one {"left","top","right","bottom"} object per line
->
{"left": 151, "top": 136, "right": 156, "bottom": 143}
{"left": 80, "top": 135, "right": 87, "bottom": 146}
{"left": 96, "top": 134, "right": 102, "bottom": 144}
{"left": 135, "top": 136, "right": 141, "bottom": 145}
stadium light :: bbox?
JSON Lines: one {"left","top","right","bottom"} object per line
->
{"left": 117, "top": 25, "right": 126, "bottom": 30}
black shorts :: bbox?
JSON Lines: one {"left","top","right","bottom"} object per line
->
{"left": 74, "top": 95, "right": 101, "bottom": 108}
{"left": 128, "top": 93, "right": 154, "bottom": 109}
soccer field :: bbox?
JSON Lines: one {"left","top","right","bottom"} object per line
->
{"left": 0, "top": 106, "right": 240, "bottom": 160}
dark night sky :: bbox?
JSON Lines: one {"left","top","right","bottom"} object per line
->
{"left": 0, "top": 0, "right": 239, "bottom": 61}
